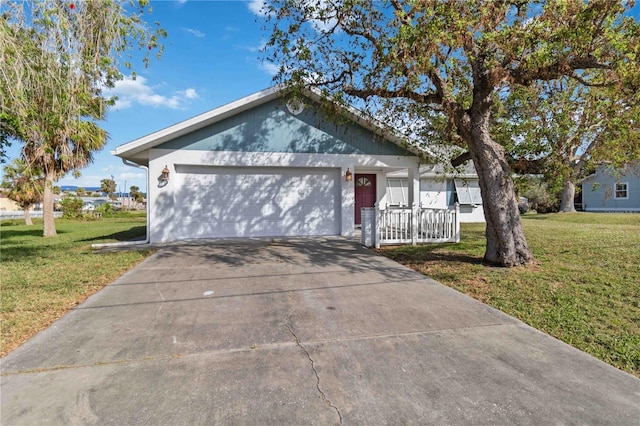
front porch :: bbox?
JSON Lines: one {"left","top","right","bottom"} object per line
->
{"left": 360, "top": 203, "right": 460, "bottom": 248}
{"left": 352, "top": 164, "right": 460, "bottom": 248}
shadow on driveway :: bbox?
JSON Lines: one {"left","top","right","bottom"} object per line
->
{"left": 2, "top": 237, "right": 639, "bottom": 425}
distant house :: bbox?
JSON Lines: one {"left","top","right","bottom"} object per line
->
{"left": 581, "top": 163, "right": 640, "bottom": 212}
{"left": 0, "top": 192, "right": 20, "bottom": 211}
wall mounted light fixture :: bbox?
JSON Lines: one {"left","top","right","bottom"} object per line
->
{"left": 345, "top": 168, "right": 353, "bottom": 182}
{"left": 160, "top": 165, "right": 171, "bottom": 182}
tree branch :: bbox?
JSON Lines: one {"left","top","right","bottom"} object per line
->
{"left": 343, "top": 85, "right": 442, "bottom": 105}
{"left": 451, "top": 151, "right": 472, "bottom": 167}
{"left": 509, "top": 157, "right": 545, "bottom": 175}
{"left": 568, "top": 72, "right": 617, "bottom": 88}
{"left": 510, "top": 55, "right": 612, "bottom": 86}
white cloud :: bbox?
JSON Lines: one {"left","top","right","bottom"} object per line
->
{"left": 310, "top": 18, "right": 338, "bottom": 33}
{"left": 246, "top": 40, "right": 267, "bottom": 53}
{"left": 119, "top": 172, "right": 146, "bottom": 180}
{"left": 248, "top": 0, "right": 337, "bottom": 32}
{"left": 307, "top": 0, "right": 340, "bottom": 33}
{"left": 104, "top": 76, "right": 198, "bottom": 110}
{"left": 182, "top": 88, "right": 198, "bottom": 99}
{"left": 248, "top": 0, "right": 266, "bottom": 15}
{"left": 184, "top": 28, "right": 205, "bottom": 38}
{"left": 258, "top": 61, "right": 279, "bottom": 76}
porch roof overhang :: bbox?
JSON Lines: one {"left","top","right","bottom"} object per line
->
{"left": 386, "top": 162, "right": 479, "bottom": 179}
{"left": 112, "top": 85, "right": 431, "bottom": 166}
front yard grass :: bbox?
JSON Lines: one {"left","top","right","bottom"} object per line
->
{"left": 2, "top": 212, "right": 638, "bottom": 378}
{"left": 1, "top": 215, "right": 153, "bottom": 356}
{"left": 379, "top": 213, "right": 640, "bottom": 377}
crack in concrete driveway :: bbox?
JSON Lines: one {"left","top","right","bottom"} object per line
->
{"left": 281, "top": 297, "right": 343, "bottom": 424}
{"left": 2, "top": 238, "right": 639, "bottom": 425}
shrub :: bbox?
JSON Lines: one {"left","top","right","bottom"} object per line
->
{"left": 520, "top": 179, "right": 559, "bottom": 214}
{"left": 518, "top": 199, "right": 530, "bottom": 215}
{"left": 96, "top": 202, "right": 114, "bottom": 215}
{"left": 59, "top": 196, "right": 84, "bottom": 219}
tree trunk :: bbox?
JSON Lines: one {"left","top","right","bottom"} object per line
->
{"left": 23, "top": 207, "right": 33, "bottom": 226}
{"left": 42, "top": 174, "right": 57, "bottom": 237}
{"left": 559, "top": 179, "right": 576, "bottom": 212}
{"left": 468, "top": 116, "right": 534, "bottom": 267}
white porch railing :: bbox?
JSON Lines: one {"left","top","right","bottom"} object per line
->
{"left": 361, "top": 204, "right": 460, "bottom": 248}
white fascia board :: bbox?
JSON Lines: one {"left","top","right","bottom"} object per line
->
{"left": 149, "top": 149, "right": 418, "bottom": 170}
{"left": 420, "top": 172, "right": 478, "bottom": 179}
{"left": 386, "top": 166, "right": 478, "bottom": 179}
{"left": 580, "top": 172, "right": 598, "bottom": 182}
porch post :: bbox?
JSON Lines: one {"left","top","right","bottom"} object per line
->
{"left": 374, "top": 201, "right": 380, "bottom": 249}
{"left": 407, "top": 166, "right": 420, "bottom": 207}
{"left": 454, "top": 202, "right": 461, "bottom": 243}
{"left": 408, "top": 166, "right": 420, "bottom": 245}
{"left": 411, "top": 203, "right": 418, "bottom": 245}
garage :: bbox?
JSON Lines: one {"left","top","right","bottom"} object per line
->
{"left": 173, "top": 165, "right": 341, "bottom": 239}
{"left": 113, "top": 86, "right": 421, "bottom": 243}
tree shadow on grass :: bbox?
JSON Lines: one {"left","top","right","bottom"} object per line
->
{"left": 377, "top": 244, "right": 485, "bottom": 266}
{"left": 0, "top": 228, "right": 70, "bottom": 239}
{"left": 79, "top": 226, "right": 146, "bottom": 243}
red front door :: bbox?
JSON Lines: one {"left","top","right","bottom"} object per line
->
{"left": 354, "top": 174, "right": 376, "bottom": 225}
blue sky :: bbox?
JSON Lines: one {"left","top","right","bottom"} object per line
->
{"left": 3, "top": 1, "right": 638, "bottom": 193}
{"left": 5, "top": 0, "right": 273, "bottom": 193}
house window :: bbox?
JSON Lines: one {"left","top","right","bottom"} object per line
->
{"left": 453, "top": 179, "right": 483, "bottom": 206}
{"left": 614, "top": 182, "right": 628, "bottom": 199}
{"left": 356, "top": 177, "right": 372, "bottom": 187}
{"left": 386, "top": 178, "right": 407, "bottom": 206}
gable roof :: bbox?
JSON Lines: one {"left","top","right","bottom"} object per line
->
{"left": 113, "top": 85, "right": 428, "bottom": 165}
{"left": 581, "top": 162, "right": 640, "bottom": 183}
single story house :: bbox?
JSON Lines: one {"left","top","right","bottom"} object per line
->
{"left": 114, "top": 86, "right": 433, "bottom": 243}
{"left": 581, "top": 163, "right": 640, "bottom": 212}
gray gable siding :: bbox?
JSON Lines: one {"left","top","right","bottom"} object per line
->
{"left": 582, "top": 164, "right": 640, "bottom": 211}
{"left": 156, "top": 98, "right": 412, "bottom": 156}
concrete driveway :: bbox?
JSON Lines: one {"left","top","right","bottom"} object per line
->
{"left": 2, "top": 238, "right": 639, "bottom": 425}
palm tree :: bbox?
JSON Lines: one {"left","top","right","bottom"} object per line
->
{"left": 1, "top": 159, "right": 44, "bottom": 226}
{"left": 0, "top": 1, "right": 165, "bottom": 237}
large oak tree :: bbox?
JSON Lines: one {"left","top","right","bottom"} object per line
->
{"left": 0, "top": 0, "right": 165, "bottom": 236}
{"left": 264, "top": 0, "right": 640, "bottom": 266}
{"left": 497, "top": 78, "right": 640, "bottom": 212}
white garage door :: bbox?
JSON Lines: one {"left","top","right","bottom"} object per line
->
{"left": 173, "top": 166, "right": 341, "bottom": 239}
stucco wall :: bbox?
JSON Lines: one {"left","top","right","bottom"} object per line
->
{"left": 148, "top": 149, "right": 418, "bottom": 243}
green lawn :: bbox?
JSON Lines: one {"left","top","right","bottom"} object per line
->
{"left": 2, "top": 213, "right": 639, "bottom": 378}
{"left": 379, "top": 213, "right": 640, "bottom": 377}
{"left": 1, "top": 215, "right": 153, "bottom": 356}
